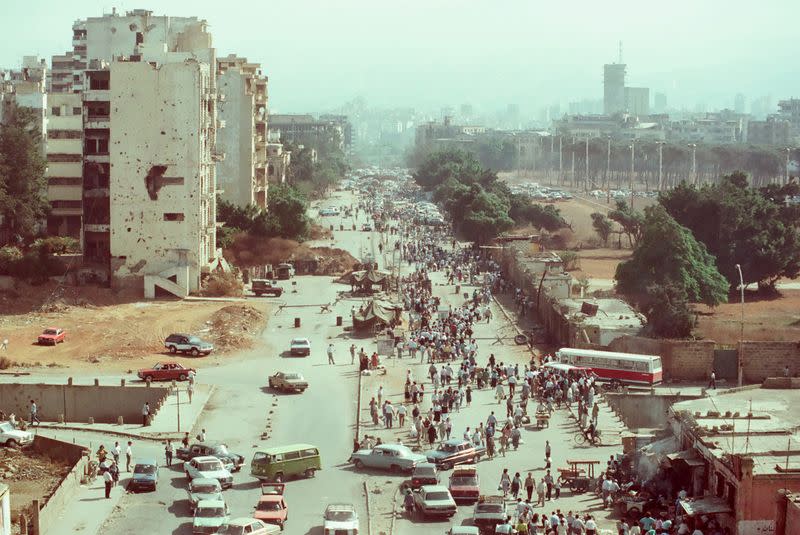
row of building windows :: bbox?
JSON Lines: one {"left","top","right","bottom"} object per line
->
{"left": 48, "top": 153, "right": 82, "bottom": 163}
{"left": 48, "top": 130, "right": 82, "bottom": 139}
{"left": 48, "top": 177, "right": 83, "bottom": 186}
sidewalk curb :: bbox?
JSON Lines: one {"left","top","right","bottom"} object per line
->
{"left": 364, "top": 480, "right": 372, "bottom": 535}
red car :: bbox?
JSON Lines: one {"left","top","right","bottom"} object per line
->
{"left": 137, "top": 362, "right": 196, "bottom": 382}
{"left": 38, "top": 327, "right": 66, "bottom": 345}
{"left": 448, "top": 467, "right": 480, "bottom": 503}
{"left": 254, "top": 483, "right": 288, "bottom": 529}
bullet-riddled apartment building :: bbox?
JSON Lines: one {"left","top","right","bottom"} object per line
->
{"left": 50, "top": 9, "right": 219, "bottom": 296}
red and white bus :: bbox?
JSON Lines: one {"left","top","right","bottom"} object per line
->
{"left": 554, "top": 348, "right": 663, "bottom": 385}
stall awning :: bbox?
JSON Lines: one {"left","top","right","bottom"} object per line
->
{"left": 667, "top": 449, "right": 705, "bottom": 467}
{"left": 679, "top": 496, "right": 733, "bottom": 516}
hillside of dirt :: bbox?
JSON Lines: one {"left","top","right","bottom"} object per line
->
{"left": 222, "top": 233, "right": 358, "bottom": 276}
{"left": 0, "top": 281, "right": 269, "bottom": 372}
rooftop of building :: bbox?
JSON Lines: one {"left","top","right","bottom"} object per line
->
{"left": 672, "top": 387, "right": 800, "bottom": 474}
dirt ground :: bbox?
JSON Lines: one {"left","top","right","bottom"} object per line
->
{"left": 694, "top": 289, "right": 800, "bottom": 343}
{"left": 0, "top": 281, "right": 269, "bottom": 373}
{"left": 0, "top": 447, "right": 72, "bottom": 523}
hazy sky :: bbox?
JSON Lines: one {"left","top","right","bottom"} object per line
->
{"left": 3, "top": 0, "right": 799, "bottom": 114}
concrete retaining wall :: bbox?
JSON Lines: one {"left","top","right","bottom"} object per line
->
{"left": 604, "top": 391, "right": 703, "bottom": 429}
{"left": 608, "top": 336, "right": 716, "bottom": 381}
{"left": 740, "top": 341, "right": 800, "bottom": 383}
{"left": 30, "top": 436, "right": 88, "bottom": 535}
{"left": 0, "top": 383, "right": 170, "bottom": 424}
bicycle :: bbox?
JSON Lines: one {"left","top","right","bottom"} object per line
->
{"left": 573, "top": 430, "right": 603, "bottom": 446}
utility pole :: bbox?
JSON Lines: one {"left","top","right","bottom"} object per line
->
{"left": 571, "top": 149, "right": 575, "bottom": 188}
{"left": 584, "top": 137, "right": 589, "bottom": 193}
{"left": 629, "top": 141, "right": 635, "bottom": 210}
{"left": 657, "top": 141, "right": 664, "bottom": 191}
{"left": 532, "top": 136, "right": 536, "bottom": 179}
{"left": 550, "top": 135, "right": 555, "bottom": 185}
{"left": 786, "top": 147, "right": 791, "bottom": 184}
{"left": 688, "top": 143, "right": 697, "bottom": 185}
{"left": 606, "top": 136, "right": 612, "bottom": 204}
{"left": 558, "top": 136, "right": 563, "bottom": 186}
{"left": 735, "top": 264, "right": 745, "bottom": 387}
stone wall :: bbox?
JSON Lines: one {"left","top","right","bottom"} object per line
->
{"left": 0, "top": 383, "right": 170, "bottom": 424}
{"left": 605, "top": 391, "right": 703, "bottom": 429}
{"left": 740, "top": 341, "right": 800, "bottom": 383}
{"left": 609, "top": 336, "right": 716, "bottom": 381}
{"left": 30, "top": 436, "right": 88, "bottom": 535}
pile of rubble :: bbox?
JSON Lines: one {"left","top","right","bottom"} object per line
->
{"left": 208, "top": 305, "right": 266, "bottom": 352}
{"left": 0, "top": 447, "right": 69, "bottom": 482}
{"left": 308, "top": 247, "right": 359, "bottom": 276}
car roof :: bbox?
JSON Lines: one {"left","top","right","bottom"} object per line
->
{"left": 325, "top": 503, "right": 356, "bottom": 512}
{"left": 256, "top": 443, "right": 317, "bottom": 455}
{"left": 420, "top": 485, "right": 449, "bottom": 492}
{"left": 196, "top": 499, "right": 226, "bottom": 507}
{"left": 190, "top": 441, "right": 226, "bottom": 448}
{"left": 227, "top": 517, "right": 261, "bottom": 526}
{"left": 191, "top": 477, "right": 220, "bottom": 486}
{"left": 46, "top": 327, "right": 61, "bottom": 330}
{"left": 452, "top": 467, "right": 478, "bottom": 476}
{"left": 168, "top": 333, "right": 189, "bottom": 337}
{"left": 443, "top": 438, "right": 467, "bottom": 446}
{"left": 193, "top": 456, "right": 223, "bottom": 463}
{"left": 291, "top": 338, "right": 310, "bottom": 343}
{"left": 414, "top": 462, "right": 437, "bottom": 470}
{"left": 258, "top": 494, "right": 284, "bottom": 503}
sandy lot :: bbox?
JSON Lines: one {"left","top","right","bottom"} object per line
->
{"left": 694, "top": 289, "right": 800, "bottom": 343}
{"left": 0, "top": 281, "right": 268, "bottom": 373}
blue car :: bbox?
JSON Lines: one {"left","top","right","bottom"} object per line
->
{"left": 130, "top": 459, "right": 159, "bottom": 492}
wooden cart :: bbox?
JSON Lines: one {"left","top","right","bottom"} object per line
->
{"left": 534, "top": 410, "right": 550, "bottom": 429}
{"left": 557, "top": 460, "right": 600, "bottom": 493}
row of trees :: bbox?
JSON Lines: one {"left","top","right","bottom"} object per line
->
{"left": 284, "top": 132, "right": 349, "bottom": 198}
{"left": 610, "top": 173, "right": 800, "bottom": 337}
{"left": 216, "top": 184, "right": 310, "bottom": 248}
{"left": 413, "top": 149, "right": 568, "bottom": 243}
{"left": 411, "top": 135, "right": 799, "bottom": 189}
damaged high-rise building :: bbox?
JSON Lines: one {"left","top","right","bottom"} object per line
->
{"left": 48, "top": 9, "right": 219, "bottom": 296}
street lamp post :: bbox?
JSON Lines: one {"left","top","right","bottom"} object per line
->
{"left": 606, "top": 136, "right": 612, "bottom": 204}
{"left": 785, "top": 147, "right": 791, "bottom": 184}
{"left": 688, "top": 143, "right": 697, "bottom": 185}
{"left": 629, "top": 142, "right": 635, "bottom": 210}
{"left": 558, "top": 135, "right": 563, "bottom": 186}
{"left": 735, "top": 263, "right": 745, "bottom": 387}
{"left": 656, "top": 141, "right": 664, "bottom": 191}
{"left": 585, "top": 137, "right": 589, "bottom": 193}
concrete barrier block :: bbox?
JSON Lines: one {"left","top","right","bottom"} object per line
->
{"left": 117, "top": 416, "right": 123, "bottom": 425}
{"left": 67, "top": 377, "right": 73, "bottom": 385}
{"left": 88, "top": 417, "right": 94, "bottom": 425}
{"left": 120, "top": 379, "right": 125, "bottom": 387}
{"left": 93, "top": 379, "right": 99, "bottom": 386}
{"left": 58, "top": 414, "right": 64, "bottom": 424}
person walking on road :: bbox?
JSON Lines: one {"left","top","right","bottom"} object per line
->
{"left": 544, "top": 470, "right": 554, "bottom": 500}
{"left": 187, "top": 381, "right": 194, "bottom": 404}
{"left": 525, "top": 472, "right": 535, "bottom": 502}
{"left": 511, "top": 472, "right": 522, "bottom": 499}
{"left": 591, "top": 402, "right": 599, "bottom": 426}
{"left": 383, "top": 401, "right": 395, "bottom": 429}
{"left": 499, "top": 468, "right": 511, "bottom": 498}
{"left": 377, "top": 385, "right": 384, "bottom": 406}
{"left": 29, "top": 400, "right": 40, "bottom": 426}
{"left": 708, "top": 369, "right": 716, "bottom": 389}
{"left": 125, "top": 441, "right": 133, "bottom": 472}
{"left": 141, "top": 402, "right": 150, "bottom": 426}
{"left": 397, "top": 404, "right": 407, "bottom": 428}
{"left": 327, "top": 344, "right": 336, "bottom": 365}
{"left": 350, "top": 344, "right": 356, "bottom": 365}
{"left": 536, "top": 477, "right": 546, "bottom": 507}
{"left": 103, "top": 468, "right": 113, "bottom": 499}
{"left": 112, "top": 441, "right": 120, "bottom": 465}
{"left": 165, "top": 440, "right": 174, "bottom": 466}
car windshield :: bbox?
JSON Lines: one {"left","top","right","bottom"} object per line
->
{"left": 283, "top": 373, "right": 301, "bottom": 380}
{"left": 0, "top": 423, "right": 15, "bottom": 432}
{"left": 425, "top": 491, "right": 450, "bottom": 501}
{"left": 198, "top": 462, "right": 220, "bottom": 471}
{"left": 257, "top": 501, "right": 283, "bottom": 511}
{"left": 477, "top": 504, "right": 504, "bottom": 513}
{"left": 188, "top": 337, "right": 203, "bottom": 344}
{"left": 438, "top": 443, "right": 457, "bottom": 452}
{"left": 450, "top": 476, "right": 477, "bottom": 485}
{"left": 213, "top": 444, "right": 230, "bottom": 455}
{"left": 325, "top": 510, "right": 356, "bottom": 521}
{"left": 291, "top": 339, "right": 308, "bottom": 345}
{"left": 415, "top": 467, "right": 436, "bottom": 477}
{"left": 134, "top": 464, "right": 156, "bottom": 474}
{"left": 196, "top": 507, "right": 224, "bottom": 517}
{"left": 192, "top": 484, "right": 219, "bottom": 494}
{"left": 44, "top": 329, "right": 58, "bottom": 335}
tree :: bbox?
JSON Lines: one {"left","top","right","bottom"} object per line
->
{"left": 265, "top": 184, "right": 310, "bottom": 239}
{"left": 615, "top": 205, "right": 728, "bottom": 337}
{"left": 608, "top": 200, "right": 644, "bottom": 247}
{"left": 590, "top": 212, "right": 613, "bottom": 246}
{"left": 0, "top": 104, "right": 48, "bottom": 244}
{"left": 659, "top": 172, "right": 800, "bottom": 289}
{"left": 509, "top": 196, "right": 568, "bottom": 232}
{"left": 413, "top": 149, "right": 486, "bottom": 191}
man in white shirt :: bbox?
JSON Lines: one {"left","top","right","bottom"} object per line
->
{"left": 125, "top": 441, "right": 133, "bottom": 472}
{"left": 103, "top": 469, "right": 114, "bottom": 498}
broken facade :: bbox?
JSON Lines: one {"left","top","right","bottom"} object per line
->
{"left": 45, "top": 93, "right": 83, "bottom": 240}
{"left": 215, "top": 55, "right": 268, "bottom": 208}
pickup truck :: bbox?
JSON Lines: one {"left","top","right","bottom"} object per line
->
{"left": 251, "top": 280, "right": 283, "bottom": 297}
{"left": 38, "top": 327, "right": 66, "bottom": 345}
{"left": 424, "top": 439, "right": 485, "bottom": 470}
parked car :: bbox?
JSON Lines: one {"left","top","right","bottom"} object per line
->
{"left": 250, "top": 444, "right": 321, "bottom": 483}
{"left": 268, "top": 372, "right": 308, "bottom": 393}
{"left": 129, "top": 459, "right": 159, "bottom": 492}
{"left": 252, "top": 280, "right": 283, "bottom": 297}
{"left": 361, "top": 223, "right": 372, "bottom": 231}
{"left": 192, "top": 499, "right": 229, "bottom": 534}
{"left": 184, "top": 456, "right": 233, "bottom": 489}
{"left": 289, "top": 338, "right": 311, "bottom": 357}
{"left": 472, "top": 495, "right": 507, "bottom": 532}
{"left": 218, "top": 518, "right": 280, "bottom": 535}
{"left": 322, "top": 503, "right": 359, "bottom": 535}
{"left": 0, "top": 421, "right": 33, "bottom": 448}
{"left": 164, "top": 333, "right": 214, "bottom": 356}
{"left": 410, "top": 462, "right": 439, "bottom": 489}
{"left": 137, "top": 362, "right": 196, "bottom": 382}
{"left": 424, "top": 439, "right": 485, "bottom": 469}
{"left": 176, "top": 442, "right": 245, "bottom": 472}
{"left": 413, "top": 485, "right": 457, "bottom": 518}
{"left": 349, "top": 444, "right": 426, "bottom": 473}
{"left": 186, "top": 477, "right": 223, "bottom": 512}
{"left": 448, "top": 467, "right": 480, "bottom": 503}
{"left": 253, "top": 483, "right": 288, "bottom": 530}
{"left": 37, "top": 327, "right": 66, "bottom": 345}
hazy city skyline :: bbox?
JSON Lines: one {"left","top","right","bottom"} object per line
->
{"left": 3, "top": 0, "right": 799, "bottom": 115}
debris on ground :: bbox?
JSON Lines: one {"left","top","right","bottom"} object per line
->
{"left": 1, "top": 447, "right": 72, "bottom": 527}
{"left": 208, "top": 305, "right": 266, "bottom": 351}
{"left": 309, "top": 224, "right": 333, "bottom": 240}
